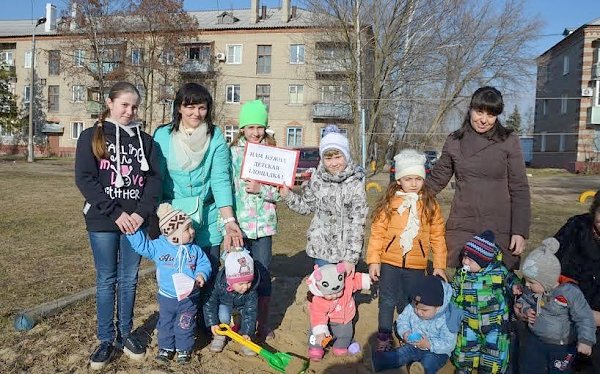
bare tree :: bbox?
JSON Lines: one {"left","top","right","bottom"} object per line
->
{"left": 126, "top": 0, "right": 199, "bottom": 131}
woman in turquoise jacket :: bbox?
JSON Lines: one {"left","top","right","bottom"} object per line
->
{"left": 153, "top": 83, "right": 243, "bottom": 275}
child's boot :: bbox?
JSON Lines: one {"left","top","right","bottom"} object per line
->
{"left": 375, "top": 332, "right": 393, "bottom": 352}
{"left": 308, "top": 347, "right": 325, "bottom": 362}
{"left": 256, "top": 296, "right": 274, "bottom": 341}
{"left": 209, "top": 335, "right": 226, "bottom": 352}
{"left": 371, "top": 350, "right": 400, "bottom": 372}
{"left": 332, "top": 347, "right": 348, "bottom": 356}
{"left": 409, "top": 362, "right": 425, "bottom": 374}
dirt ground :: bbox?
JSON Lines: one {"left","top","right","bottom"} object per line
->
{"left": 1, "top": 159, "right": 599, "bottom": 373}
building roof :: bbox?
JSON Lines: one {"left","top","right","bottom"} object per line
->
{"left": 0, "top": 7, "right": 320, "bottom": 38}
{"left": 586, "top": 16, "right": 600, "bottom": 26}
{"left": 538, "top": 16, "right": 600, "bottom": 59}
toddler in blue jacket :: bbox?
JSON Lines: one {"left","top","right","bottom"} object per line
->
{"left": 127, "top": 203, "right": 211, "bottom": 364}
{"left": 372, "top": 275, "right": 462, "bottom": 374}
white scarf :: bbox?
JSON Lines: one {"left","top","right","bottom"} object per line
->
{"left": 396, "top": 191, "right": 420, "bottom": 256}
{"left": 169, "top": 122, "right": 211, "bottom": 171}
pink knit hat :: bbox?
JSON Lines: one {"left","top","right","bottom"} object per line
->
{"left": 225, "top": 250, "right": 255, "bottom": 287}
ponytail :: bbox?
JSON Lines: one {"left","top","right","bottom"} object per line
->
{"left": 92, "top": 109, "right": 110, "bottom": 160}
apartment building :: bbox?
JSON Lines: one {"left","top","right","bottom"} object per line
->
{"left": 533, "top": 17, "right": 600, "bottom": 172}
{"left": 0, "top": 1, "right": 360, "bottom": 156}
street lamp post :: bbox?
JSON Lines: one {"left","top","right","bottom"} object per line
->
{"left": 27, "top": 16, "right": 46, "bottom": 163}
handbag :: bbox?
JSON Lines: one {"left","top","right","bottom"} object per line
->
{"left": 171, "top": 196, "right": 203, "bottom": 228}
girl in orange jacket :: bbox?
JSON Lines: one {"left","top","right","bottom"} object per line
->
{"left": 367, "top": 149, "right": 448, "bottom": 352}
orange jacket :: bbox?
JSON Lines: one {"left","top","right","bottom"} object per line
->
{"left": 366, "top": 195, "right": 447, "bottom": 270}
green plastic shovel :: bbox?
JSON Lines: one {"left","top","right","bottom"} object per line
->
{"left": 215, "top": 324, "right": 309, "bottom": 373}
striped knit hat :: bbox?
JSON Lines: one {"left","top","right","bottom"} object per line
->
{"left": 463, "top": 230, "right": 499, "bottom": 268}
{"left": 157, "top": 203, "right": 192, "bottom": 243}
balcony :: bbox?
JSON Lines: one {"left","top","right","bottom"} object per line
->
{"left": 312, "top": 102, "right": 352, "bottom": 120}
{"left": 88, "top": 62, "right": 122, "bottom": 75}
{"left": 314, "top": 58, "right": 351, "bottom": 75}
{"left": 1, "top": 64, "right": 15, "bottom": 75}
{"left": 86, "top": 100, "right": 104, "bottom": 114}
{"left": 181, "top": 59, "right": 212, "bottom": 75}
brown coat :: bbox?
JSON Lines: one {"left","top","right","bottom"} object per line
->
{"left": 366, "top": 195, "right": 447, "bottom": 270}
{"left": 426, "top": 127, "right": 531, "bottom": 269}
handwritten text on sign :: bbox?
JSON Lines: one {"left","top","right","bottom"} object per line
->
{"left": 241, "top": 142, "right": 300, "bottom": 187}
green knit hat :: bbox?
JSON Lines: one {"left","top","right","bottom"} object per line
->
{"left": 239, "top": 100, "right": 268, "bottom": 129}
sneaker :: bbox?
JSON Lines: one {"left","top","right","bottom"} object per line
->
{"left": 176, "top": 350, "right": 192, "bottom": 364}
{"left": 376, "top": 332, "right": 393, "bottom": 352}
{"left": 209, "top": 335, "right": 226, "bottom": 353}
{"left": 241, "top": 345, "right": 257, "bottom": 356}
{"left": 122, "top": 335, "right": 145, "bottom": 360}
{"left": 155, "top": 348, "right": 174, "bottom": 363}
{"left": 89, "top": 341, "right": 114, "bottom": 370}
{"left": 409, "top": 362, "right": 425, "bottom": 374}
{"left": 308, "top": 347, "right": 324, "bottom": 362}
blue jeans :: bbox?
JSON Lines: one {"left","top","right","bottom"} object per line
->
{"left": 218, "top": 304, "right": 232, "bottom": 324}
{"left": 314, "top": 258, "right": 332, "bottom": 267}
{"left": 88, "top": 231, "right": 141, "bottom": 343}
{"left": 373, "top": 345, "right": 448, "bottom": 373}
{"left": 378, "top": 264, "right": 424, "bottom": 334}
{"left": 244, "top": 236, "right": 272, "bottom": 297}
{"left": 157, "top": 293, "right": 199, "bottom": 352}
{"left": 521, "top": 331, "right": 577, "bottom": 374}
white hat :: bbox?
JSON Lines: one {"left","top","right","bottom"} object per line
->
{"left": 224, "top": 250, "right": 255, "bottom": 287}
{"left": 394, "top": 149, "right": 426, "bottom": 180}
{"left": 319, "top": 125, "right": 350, "bottom": 161}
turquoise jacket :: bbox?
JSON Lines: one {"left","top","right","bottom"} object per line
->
{"left": 154, "top": 125, "right": 233, "bottom": 247}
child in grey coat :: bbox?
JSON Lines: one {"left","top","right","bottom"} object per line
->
{"left": 518, "top": 237, "right": 596, "bottom": 373}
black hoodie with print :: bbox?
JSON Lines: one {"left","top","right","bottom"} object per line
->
{"left": 75, "top": 121, "right": 162, "bottom": 232}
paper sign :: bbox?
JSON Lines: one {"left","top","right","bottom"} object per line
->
{"left": 172, "top": 272, "right": 195, "bottom": 301}
{"left": 240, "top": 142, "right": 300, "bottom": 187}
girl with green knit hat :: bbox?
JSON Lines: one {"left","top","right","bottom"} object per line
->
{"left": 227, "top": 100, "right": 279, "bottom": 342}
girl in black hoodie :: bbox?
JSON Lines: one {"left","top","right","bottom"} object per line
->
{"left": 75, "top": 82, "right": 161, "bottom": 370}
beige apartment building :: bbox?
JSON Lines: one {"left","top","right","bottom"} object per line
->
{"left": 533, "top": 17, "right": 600, "bottom": 172}
{"left": 0, "top": 1, "right": 357, "bottom": 156}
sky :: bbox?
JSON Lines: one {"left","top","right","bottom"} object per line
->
{"left": 3, "top": 0, "right": 600, "bottom": 120}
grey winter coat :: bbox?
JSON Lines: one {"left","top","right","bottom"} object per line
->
{"left": 284, "top": 161, "right": 368, "bottom": 264}
{"left": 426, "top": 126, "right": 531, "bottom": 269}
{"left": 518, "top": 282, "right": 596, "bottom": 346}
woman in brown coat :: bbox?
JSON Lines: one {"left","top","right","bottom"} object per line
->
{"left": 426, "top": 86, "right": 531, "bottom": 270}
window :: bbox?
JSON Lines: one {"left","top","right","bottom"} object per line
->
{"left": 560, "top": 94, "right": 567, "bottom": 114}
{"left": 226, "top": 44, "right": 242, "bottom": 64}
{"left": 72, "top": 85, "right": 85, "bottom": 102}
{"left": 48, "top": 50, "right": 60, "bottom": 75}
{"left": 159, "top": 84, "right": 174, "bottom": 100}
{"left": 23, "top": 85, "right": 31, "bottom": 103}
{"left": 286, "top": 127, "right": 303, "bottom": 147}
{"left": 256, "top": 45, "right": 271, "bottom": 74}
{"left": 24, "top": 51, "right": 32, "bottom": 68}
{"left": 288, "top": 85, "right": 304, "bottom": 104}
{"left": 161, "top": 49, "right": 174, "bottom": 65}
{"left": 540, "top": 132, "right": 547, "bottom": 152}
{"left": 224, "top": 125, "right": 238, "bottom": 143}
{"left": 188, "top": 45, "right": 211, "bottom": 61}
{"left": 48, "top": 85, "right": 59, "bottom": 112}
{"left": 542, "top": 99, "right": 548, "bottom": 116}
{"left": 135, "top": 84, "right": 145, "bottom": 104}
{"left": 226, "top": 84, "right": 240, "bottom": 103}
{"left": 563, "top": 55, "right": 569, "bottom": 75}
{"left": 71, "top": 122, "right": 84, "bottom": 139}
{"left": 320, "top": 85, "right": 346, "bottom": 102}
{"left": 290, "top": 44, "right": 305, "bottom": 64}
{"left": 74, "top": 49, "right": 85, "bottom": 67}
{"left": 320, "top": 127, "right": 347, "bottom": 137}
{"left": 256, "top": 84, "right": 270, "bottom": 109}
{"left": 596, "top": 81, "right": 600, "bottom": 107}
{"left": 131, "top": 48, "right": 143, "bottom": 65}
{"left": 0, "top": 51, "right": 14, "bottom": 66}
{"left": 559, "top": 133, "right": 566, "bottom": 152}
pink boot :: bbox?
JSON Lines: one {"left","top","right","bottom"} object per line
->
{"left": 308, "top": 347, "right": 324, "bottom": 362}
{"left": 332, "top": 347, "right": 348, "bottom": 356}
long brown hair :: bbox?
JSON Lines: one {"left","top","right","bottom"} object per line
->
{"left": 92, "top": 82, "right": 140, "bottom": 160}
{"left": 372, "top": 180, "right": 438, "bottom": 224}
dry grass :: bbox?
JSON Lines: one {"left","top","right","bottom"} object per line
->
{"left": 1, "top": 158, "right": 599, "bottom": 372}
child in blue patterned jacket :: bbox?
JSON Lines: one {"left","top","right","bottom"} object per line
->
{"left": 372, "top": 275, "right": 462, "bottom": 374}
{"left": 127, "top": 203, "right": 212, "bottom": 364}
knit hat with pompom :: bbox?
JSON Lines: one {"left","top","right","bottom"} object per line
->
{"left": 521, "top": 237, "right": 561, "bottom": 292}
{"left": 157, "top": 203, "right": 191, "bottom": 243}
{"left": 319, "top": 124, "right": 350, "bottom": 161}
